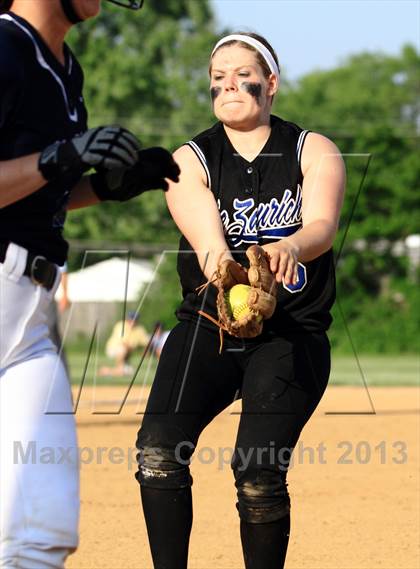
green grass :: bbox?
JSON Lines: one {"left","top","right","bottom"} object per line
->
{"left": 330, "top": 354, "right": 419, "bottom": 386}
{"left": 65, "top": 346, "right": 419, "bottom": 387}
{"left": 67, "top": 349, "right": 158, "bottom": 386}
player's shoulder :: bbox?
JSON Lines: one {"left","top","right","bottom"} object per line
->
{"left": 189, "top": 121, "right": 223, "bottom": 146}
{"left": 172, "top": 126, "right": 220, "bottom": 187}
{"left": 175, "top": 121, "right": 223, "bottom": 170}
{"left": 301, "top": 132, "right": 344, "bottom": 177}
{"left": 303, "top": 132, "right": 342, "bottom": 156}
{"left": 172, "top": 143, "right": 202, "bottom": 174}
{"left": 0, "top": 15, "right": 32, "bottom": 76}
{"left": 0, "top": 14, "right": 32, "bottom": 54}
{"left": 270, "top": 114, "right": 307, "bottom": 138}
{"left": 174, "top": 122, "right": 222, "bottom": 162}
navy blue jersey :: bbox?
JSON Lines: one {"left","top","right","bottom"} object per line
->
{"left": 176, "top": 115, "right": 336, "bottom": 333}
{"left": 0, "top": 12, "right": 88, "bottom": 265}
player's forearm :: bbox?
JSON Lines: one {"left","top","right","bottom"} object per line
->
{"left": 0, "top": 153, "right": 46, "bottom": 208}
{"left": 176, "top": 210, "right": 232, "bottom": 279}
{"left": 177, "top": 213, "right": 232, "bottom": 279}
{"left": 67, "top": 176, "right": 101, "bottom": 210}
{"left": 286, "top": 219, "right": 338, "bottom": 262}
{"left": 167, "top": 191, "right": 233, "bottom": 280}
{"left": 195, "top": 242, "right": 234, "bottom": 282}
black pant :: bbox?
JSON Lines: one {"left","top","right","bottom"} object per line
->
{"left": 136, "top": 320, "right": 330, "bottom": 568}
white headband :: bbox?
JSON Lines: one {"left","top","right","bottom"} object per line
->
{"left": 211, "top": 34, "right": 280, "bottom": 82}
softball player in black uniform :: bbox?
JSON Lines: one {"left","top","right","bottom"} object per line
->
{"left": 136, "top": 33, "right": 345, "bottom": 569}
{"left": 0, "top": 0, "right": 178, "bottom": 566}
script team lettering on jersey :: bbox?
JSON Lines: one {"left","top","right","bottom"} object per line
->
{"left": 219, "top": 185, "right": 302, "bottom": 247}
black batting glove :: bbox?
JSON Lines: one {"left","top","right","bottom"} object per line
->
{"left": 38, "top": 126, "right": 141, "bottom": 182}
{"left": 90, "top": 147, "right": 180, "bottom": 202}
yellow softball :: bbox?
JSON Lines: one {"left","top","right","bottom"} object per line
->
{"left": 226, "top": 284, "right": 261, "bottom": 321}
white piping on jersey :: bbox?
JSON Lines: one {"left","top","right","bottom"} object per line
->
{"left": 0, "top": 14, "right": 78, "bottom": 123}
{"left": 186, "top": 140, "right": 212, "bottom": 190}
{"left": 296, "top": 129, "right": 309, "bottom": 166}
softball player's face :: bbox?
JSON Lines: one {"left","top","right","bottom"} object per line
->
{"left": 210, "top": 45, "right": 276, "bottom": 129}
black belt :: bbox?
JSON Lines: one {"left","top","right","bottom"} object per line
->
{"left": 0, "top": 243, "right": 57, "bottom": 291}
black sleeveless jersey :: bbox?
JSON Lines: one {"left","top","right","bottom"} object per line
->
{"left": 176, "top": 115, "right": 336, "bottom": 333}
{"left": 0, "top": 13, "right": 88, "bottom": 265}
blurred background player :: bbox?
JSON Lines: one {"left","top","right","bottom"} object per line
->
{"left": 0, "top": 0, "right": 179, "bottom": 566}
{"left": 99, "top": 311, "right": 149, "bottom": 377}
{"left": 150, "top": 321, "right": 170, "bottom": 360}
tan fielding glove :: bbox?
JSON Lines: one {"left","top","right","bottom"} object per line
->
{"left": 214, "top": 245, "right": 278, "bottom": 339}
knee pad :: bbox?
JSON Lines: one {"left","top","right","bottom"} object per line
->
{"left": 136, "top": 445, "right": 193, "bottom": 490}
{"left": 234, "top": 468, "right": 290, "bottom": 523}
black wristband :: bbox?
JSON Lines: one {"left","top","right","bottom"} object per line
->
{"left": 39, "top": 140, "right": 85, "bottom": 182}
{"left": 89, "top": 171, "right": 110, "bottom": 201}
